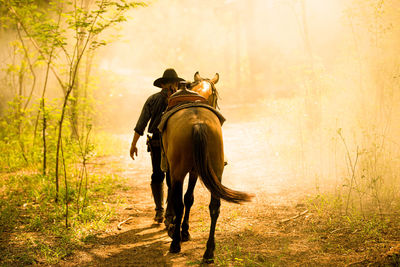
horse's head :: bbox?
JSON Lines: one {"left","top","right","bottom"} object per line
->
{"left": 190, "top": 72, "right": 220, "bottom": 109}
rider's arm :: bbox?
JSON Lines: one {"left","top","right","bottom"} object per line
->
{"left": 130, "top": 131, "right": 140, "bottom": 160}
{"left": 131, "top": 131, "right": 140, "bottom": 146}
{"left": 134, "top": 98, "right": 152, "bottom": 136}
{"left": 131, "top": 98, "right": 152, "bottom": 160}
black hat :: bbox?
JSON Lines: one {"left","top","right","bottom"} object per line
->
{"left": 153, "top": 68, "right": 185, "bottom": 88}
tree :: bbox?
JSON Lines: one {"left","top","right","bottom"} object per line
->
{"left": 1, "top": 0, "right": 145, "bottom": 225}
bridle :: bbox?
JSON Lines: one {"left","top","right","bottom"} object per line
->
{"left": 189, "top": 79, "right": 220, "bottom": 110}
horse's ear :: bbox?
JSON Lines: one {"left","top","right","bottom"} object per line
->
{"left": 211, "top": 73, "right": 219, "bottom": 84}
{"left": 194, "top": 71, "right": 201, "bottom": 82}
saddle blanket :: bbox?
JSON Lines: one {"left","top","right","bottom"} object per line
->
{"left": 158, "top": 102, "right": 226, "bottom": 133}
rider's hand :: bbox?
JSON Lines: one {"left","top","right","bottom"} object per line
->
{"left": 130, "top": 144, "right": 138, "bottom": 160}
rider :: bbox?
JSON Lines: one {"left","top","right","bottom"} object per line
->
{"left": 130, "top": 68, "right": 184, "bottom": 223}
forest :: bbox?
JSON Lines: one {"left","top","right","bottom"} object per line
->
{"left": 1, "top": 0, "right": 400, "bottom": 266}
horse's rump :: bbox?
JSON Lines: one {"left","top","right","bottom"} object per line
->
{"left": 163, "top": 106, "right": 252, "bottom": 204}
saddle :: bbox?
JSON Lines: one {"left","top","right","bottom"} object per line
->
{"left": 167, "top": 89, "right": 207, "bottom": 111}
{"left": 158, "top": 102, "right": 225, "bottom": 134}
{"left": 158, "top": 88, "right": 226, "bottom": 173}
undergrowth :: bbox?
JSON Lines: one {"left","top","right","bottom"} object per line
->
{"left": 212, "top": 240, "right": 276, "bottom": 267}
{"left": 0, "top": 171, "right": 127, "bottom": 265}
{"left": 307, "top": 194, "right": 394, "bottom": 240}
{"left": 305, "top": 193, "right": 400, "bottom": 266}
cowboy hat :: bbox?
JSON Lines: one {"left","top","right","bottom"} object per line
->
{"left": 153, "top": 68, "right": 185, "bottom": 88}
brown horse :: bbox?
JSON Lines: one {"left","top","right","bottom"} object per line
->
{"left": 191, "top": 71, "right": 220, "bottom": 108}
{"left": 162, "top": 72, "right": 252, "bottom": 263}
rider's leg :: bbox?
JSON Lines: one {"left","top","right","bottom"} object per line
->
{"left": 150, "top": 143, "right": 165, "bottom": 223}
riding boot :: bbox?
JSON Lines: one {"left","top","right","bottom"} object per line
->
{"left": 151, "top": 183, "right": 164, "bottom": 223}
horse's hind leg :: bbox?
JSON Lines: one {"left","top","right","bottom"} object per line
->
{"left": 169, "top": 179, "right": 184, "bottom": 253}
{"left": 203, "top": 196, "right": 221, "bottom": 263}
{"left": 182, "top": 172, "right": 198, "bottom": 242}
{"left": 164, "top": 171, "right": 175, "bottom": 230}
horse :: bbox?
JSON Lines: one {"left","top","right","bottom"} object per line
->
{"left": 190, "top": 71, "right": 220, "bottom": 109}
{"left": 161, "top": 72, "right": 253, "bottom": 263}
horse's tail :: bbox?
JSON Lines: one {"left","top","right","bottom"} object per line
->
{"left": 192, "top": 123, "right": 253, "bottom": 204}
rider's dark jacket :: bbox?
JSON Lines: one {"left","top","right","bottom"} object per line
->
{"left": 134, "top": 89, "right": 168, "bottom": 137}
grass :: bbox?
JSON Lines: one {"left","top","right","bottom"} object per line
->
{"left": 186, "top": 244, "right": 272, "bottom": 267}
{"left": 0, "top": 170, "right": 128, "bottom": 265}
{"left": 303, "top": 193, "right": 400, "bottom": 265}
{"left": 307, "top": 194, "right": 392, "bottom": 241}
{"left": 214, "top": 242, "right": 275, "bottom": 266}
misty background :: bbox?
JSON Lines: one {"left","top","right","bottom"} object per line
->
{"left": 93, "top": 0, "right": 400, "bottom": 197}
{"left": 3, "top": 1, "right": 400, "bottom": 264}
{"left": 1, "top": 0, "right": 400, "bottom": 208}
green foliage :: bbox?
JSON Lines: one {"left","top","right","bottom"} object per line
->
{"left": 0, "top": 95, "right": 76, "bottom": 172}
{"left": 307, "top": 193, "right": 395, "bottom": 248}
{"left": 307, "top": 124, "right": 400, "bottom": 253}
{"left": 0, "top": 97, "right": 38, "bottom": 171}
{"left": 214, "top": 242, "right": 274, "bottom": 266}
{"left": 0, "top": 171, "right": 126, "bottom": 265}
{"left": 334, "top": 127, "right": 400, "bottom": 217}
{"left": 0, "top": 0, "right": 145, "bottom": 191}
{"left": 0, "top": 0, "right": 144, "bottom": 264}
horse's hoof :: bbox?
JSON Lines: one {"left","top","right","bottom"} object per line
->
{"left": 169, "top": 242, "right": 181, "bottom": 253}
{"left": 181, "top": 231, "right": 191, "bottom": 242}
{"left": 203, "top": 250, "right": 214, "bottom": 263}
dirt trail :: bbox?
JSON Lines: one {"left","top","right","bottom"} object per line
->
{"left": 63, "top": 153, "right": 315, "bottom": 267}
{"left": 61, "top": 116, "right": 385, "bottom": 266}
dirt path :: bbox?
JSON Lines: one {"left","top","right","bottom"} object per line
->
{"left": 62, "top": 153, "right": 316, "bottom": 267}
{"left": 60, "top": 117, "right": 400, "bottom": 266}
{"left": 58, "top": 145, "right": 358, "bottom": 267}
{"left": 60, "top": 153, "right": 400, "bottom": 267}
